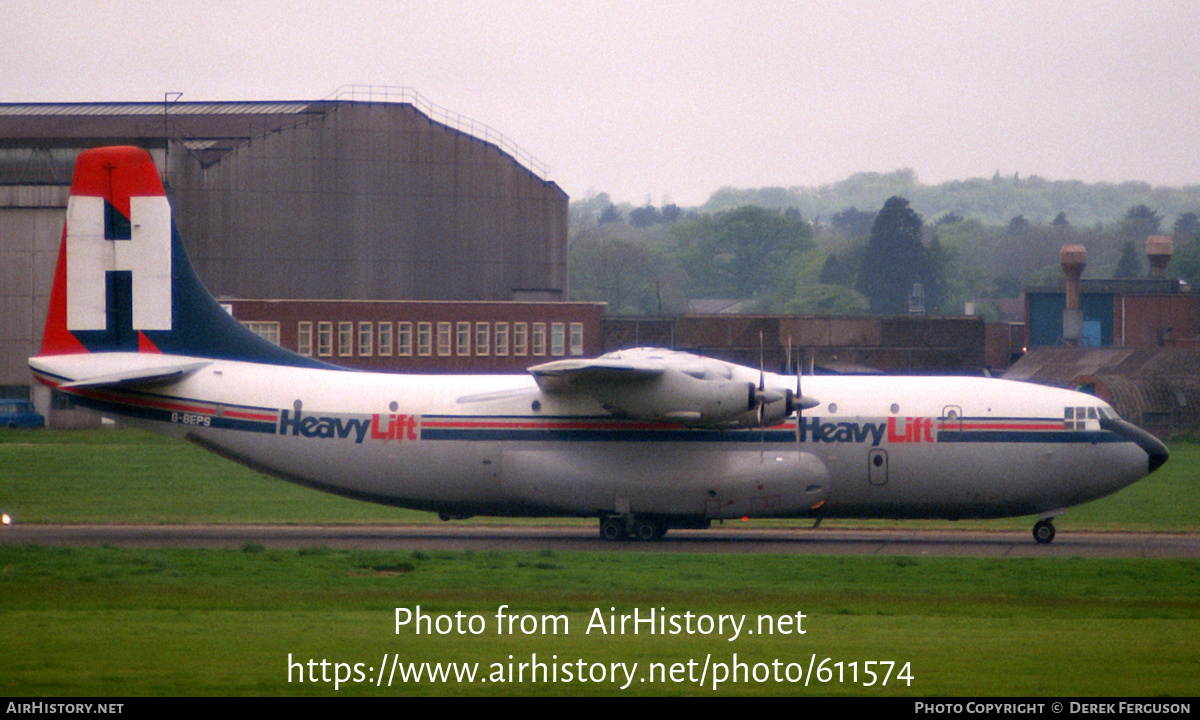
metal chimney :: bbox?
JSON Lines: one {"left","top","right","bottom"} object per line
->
{"left": 1060, "top": 244, "right": 1087, "bottom": 345}
{"left": 1146, "top": 235, "right": 1173, "bottom": 279}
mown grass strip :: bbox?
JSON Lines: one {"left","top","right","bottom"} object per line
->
{"left": 1, "top": 547, "right": 1198, "bottom": 696}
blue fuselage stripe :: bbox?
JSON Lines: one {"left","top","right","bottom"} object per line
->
{"left": 421, "top": 428, "right": 800, "bottom": 443}
{"left": 936, "top": 430, "right": 1123, "bottom": 444}
{"left": 60, "top": 393, "right": 1135, "bottom": 447}
{"left": 70, "top": 394, "right": 278, "bottom": 434}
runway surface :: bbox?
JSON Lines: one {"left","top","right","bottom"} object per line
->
{"left": 3, "top": 523, "right": 1198, "bottom": 558}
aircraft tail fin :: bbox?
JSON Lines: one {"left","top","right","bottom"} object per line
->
{"left": 37, "top": 146, "right": 327, "bottom": 369}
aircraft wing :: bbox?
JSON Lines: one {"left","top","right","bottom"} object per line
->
{"left": 528, "top": 355, "right": 666, "bottom": 394}
{"left": 529, "top": 349, "right": 793, "bottom": 427}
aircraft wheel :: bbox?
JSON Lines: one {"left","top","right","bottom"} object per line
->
{"left": 599, "top": 516, "right": 627, "bottom": 541}
{"left": 1032, "top": 519, "right": 1056, "bottom": 544}
{"left": 631, "top": 517, "right": 666, "bottom": 542}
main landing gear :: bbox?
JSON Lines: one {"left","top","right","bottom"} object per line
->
{"left": 599, "top": 514, "right": 668, "bottom": 542}
{"left": 1032, "top": 518, "right": 1056, "bottom": 544}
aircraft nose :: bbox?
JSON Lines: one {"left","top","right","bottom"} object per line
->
{"left": 1100, "top": 417, "right": 1169, "bottom": 474}
{"left": 1148, "top": 443, "right": 1169, "bottom": 474}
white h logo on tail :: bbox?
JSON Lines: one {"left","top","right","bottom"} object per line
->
{"left": 65, "top": 195, "right": 172, "bottom": 331}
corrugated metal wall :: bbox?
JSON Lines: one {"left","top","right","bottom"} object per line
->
{"left": 171, "top": 103, "right": 568, "bottom": 303}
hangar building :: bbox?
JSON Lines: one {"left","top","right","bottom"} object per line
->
{"left": 0, "top": 87, "right": 569, "bottom": 402}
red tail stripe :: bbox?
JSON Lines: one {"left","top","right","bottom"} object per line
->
{"left": 68, "top": 146, "right": 165, "bottom": 218}
{"left": 38, "top": 229, "right": 89, "bottom": 357}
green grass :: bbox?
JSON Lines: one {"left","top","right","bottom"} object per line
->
{"left": 1, "top": 546, "right": 1197, "bottom": 696}
{"left": 0, "top": 428, "right": 423, "bottom": 524}
{"left": 1, "top": 428, "right": 1197, "bottom": 531}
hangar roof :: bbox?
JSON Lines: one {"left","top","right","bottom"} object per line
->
{"left": 0, "top": 87, "right": 550, "bottom": 179}
{"left": 0, "top": 101, "right": 325, "bottom": 143}
{"left": 0, "top": 101, "right": 316, "bottom": 116}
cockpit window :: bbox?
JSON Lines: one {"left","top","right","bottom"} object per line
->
{"left": 1065, "top": 406, "right": 1102, "bottom": 430}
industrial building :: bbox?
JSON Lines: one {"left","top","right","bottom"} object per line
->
{"left": 0, "top": 87, "right": 569, "bottom": 404}
{"left": 1008, "top": 240, "right": 1200, "bottom": 436}
{"left": 1024, "top": 238, "right": 1200, "bottom": 350}
{"left": 1025, "top": 278, "right": 1198, "bottom": 349}
{"left": 226, "top": 298, "right": 604, "bottom": 373}
{"left": 602, "top": 314, "right": 991, "bottom": 375}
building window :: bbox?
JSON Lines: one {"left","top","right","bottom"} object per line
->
{"left": 513, "top": 322, "right": 528, "bottom": 356}
{"left": 297, "top": 322, "right": 313, "bottom": 356}
{"left": 417, "top": 322, "right": 432, "bottom": 357}
{"left": 532, "top": 323, "right": 547, "bottom": 356}
{"left": 378, "top": 322, "right": 393, "bottom": 356}
{"left": 551, "top": 322, "right": 565, "bottom": 356}
{"left": 318, "top": 322, "right": 333, "bottom": 357}
{"left": 475, "top": 322, "right": 490, "bottom": 356}
{"left": 358, "top": 322, "right": 374, "bottom": 357}
{"left": 243, "top": 321, "right": 280, "bottom": 346}
{"left": 339, "top": 322, "right": 354, "bottom": 357}
{"left": 495, "top": 322, "right": 509, "bottom": 356}
{"left": 437, "top": 322, "right": 452, "bottom": 357}
{"left": 456, "top": 322, "right": 471, "bottom": 356}
{"left": 399, "top": 322, "right": 413, "bottom": 356}
{"left": 570, "top": 322, "right": 584, "bottom": 356}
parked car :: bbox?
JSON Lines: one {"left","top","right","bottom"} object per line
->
{"left": 0, "top": 400, "right": 45, "bottom": 428}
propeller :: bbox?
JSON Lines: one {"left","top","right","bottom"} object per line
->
{"left": 796, "top": 345, "right": 806, "bottom": 412}
{"left": 795, "top": 344, "right": 803, "bottom": 444}
{"left": 750, "top": 329, "right": 808, "bottom": 433}
{"left": 758, "top": 328, "right": 765, "bottom": 396}
{"left": 758, "top": 329, "right": 766, "bottom": 445}
{"left": 791, "top": 345, "right": 820, "bottom": 434}
{"left": 786, "top": 339, "right": 793, "bottom": 394}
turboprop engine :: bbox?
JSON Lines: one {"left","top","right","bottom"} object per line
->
{"left": 530, "top": 349, "right": 801, "bottom": 428}
{"left": 587, "top": 367, "right": 793, "bottom": 427}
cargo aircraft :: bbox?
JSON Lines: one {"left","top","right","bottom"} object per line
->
{"left": 29, "top": 147, "right": 1169, "bottom": 543}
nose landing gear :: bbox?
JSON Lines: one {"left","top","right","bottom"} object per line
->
{"left": 1032, "top": 518, "right": 1056, "bottom": 544}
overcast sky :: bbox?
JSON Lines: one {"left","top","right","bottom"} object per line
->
{"left": 7, "top": 0, "right": 1198, "bottom": 206}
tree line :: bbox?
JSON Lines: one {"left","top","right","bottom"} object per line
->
{"left": 569, "top": 190, "right": 1200, "bottom": 319}
{"left": 701, "top": 170, "right": 1200, "bottom": 228}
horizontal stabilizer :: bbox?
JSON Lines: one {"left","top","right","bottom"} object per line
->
{"left": 60, "top": 361, "right": 211, "bottom": 390}
{"left": 31, "top": 352, "right": 210, "bottom": 390}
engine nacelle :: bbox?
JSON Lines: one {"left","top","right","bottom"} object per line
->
{"left": 588, "top": 368, "right": 758, "bottom": 426}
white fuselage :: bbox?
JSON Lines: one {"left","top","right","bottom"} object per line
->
{"left": 34, "top": 355, "right": 1151, "bottom": 522}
